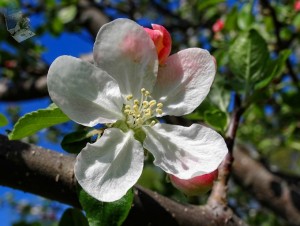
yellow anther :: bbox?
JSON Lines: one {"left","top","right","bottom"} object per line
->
{"left": 124, "top": 109, "right": 130, "bottom": 114}
{"left": 141, "top": 88, "right": 146, "bottom": 93}
{"left": 133, "top": 104, "right": 139, "bottom": 112}
{"left": 145, "top": 91, "right": 150, "bottom": 96}
{"left": 157, "top": 103, "right": 163, "bottom": 108}
{"left": 143, "top": 101, "right": 149, "bottom": 107}
{"left": 156, "top": 109, "right": 163, "bottom": 115}
{"left": 125, "top": 105, "right": 131, "bottom": 109}
{"left": 136, "top": 118, "right": 143, "bottom": 125}
{"left": 146, "top": 109, "right": 152, "bottom": 117}
{"left": 126, "top": 94, "right": 133, "bottom": 101}
{"left": 149, "top": 100, "right": 157, "bottom": 107}
{"left": 134, "top": 99, "right": 139, "bottom": 105}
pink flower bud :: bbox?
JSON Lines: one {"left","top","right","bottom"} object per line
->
{"left": 169, "top": 169, "right": 218, "bottom": 196}
{"left": 144, "top": 24, "right": 172, "bottom": 65}
{"left": 295, "top": 0, "right": 300, "bottom": 11}
{"left": 4, "top": 60, "right": 17, "bottom": 69}
{"left": 212, "top": 19, "right": 224, "bottom": 33}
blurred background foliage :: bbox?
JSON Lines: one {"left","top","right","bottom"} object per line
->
{"left": 1, "top": 0, "right": 300, "bottom": 225}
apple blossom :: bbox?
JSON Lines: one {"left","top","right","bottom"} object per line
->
{"left": 212, "top": 19, "right": 224, "bottom": 33}
{"left": 144, "top": 24, "right": 171, "bottom": 65}
{"left": 295, "top": 0, "right": 300, "bottom": 11}
{"left": 169, "top": 169, "right": 218, "bottom": 196}
{"left": 47, "top": 18, "right": 228, "bottom": 202}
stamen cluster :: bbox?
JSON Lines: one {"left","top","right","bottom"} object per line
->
{"left": 123, "top": 88, "right": 163, "bottom": 129}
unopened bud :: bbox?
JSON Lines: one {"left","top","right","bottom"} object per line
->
{"left": 169, "top": 169, "right": 218, "bottom": 196}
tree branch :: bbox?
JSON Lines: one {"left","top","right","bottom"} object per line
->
{"left": 233, "top": 145, "right": 300, "bottom": 226}
{"left": 208, "top": 94, "right": 244, "bottom": 205}
{"left": 0, "top": 134, "right": 246, "bottom": 226}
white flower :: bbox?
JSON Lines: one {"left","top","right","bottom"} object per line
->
{"left": 47, "top": 18, "right": 228, "bottom": 202}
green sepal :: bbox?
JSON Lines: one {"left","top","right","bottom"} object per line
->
{"left": 133, "top": 127, "right": 146, "bottom": 143}
{"left": 59, "top": 208, "right": 89, "bottom": 226}
{"left": 112, "top": 120, "right": 129, "bottom": 133}
{"left": 8, "top": 104, "right": 69, "bottom": 140}
{"left": 78, "top": 187, "right": 134, "bottom": 226}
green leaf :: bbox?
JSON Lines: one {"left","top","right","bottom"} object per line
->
{"left": 9, "top": 104, "right": 69, "bottom": 140}
{"left": 204, "top": 110, "right": 228, "bottom": 132}
{"left": 224, "top": 6, "right": 238, "bottom": 30}
{"left": 237, "top": 3, "right": 255, "bottom": 30}
{"left": 61, "top": 131, "right": 91, "bottom": 154}
{"left": 79, "top": 188, "right": 134, "bottom": 226}
{"left": 229, "top": 29, "right": 269, "bottom": 86}
{"left": 0, "top": 114, "right": 8, "bottom": 127}
{"left": 254, "top": 49, "right": 291, "bottom": 90}
{"left": 197, "top": 0, "right": 225, "bottom": 11}
{"left": 59, "top": 208, "right": 89, "bottom": 226}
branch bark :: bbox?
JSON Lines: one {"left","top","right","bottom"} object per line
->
{"left": 0, "top": 134, "right": 246, "bottom": 226}
{"left": 232, "top": 145, "right": 300, "bottom": 226}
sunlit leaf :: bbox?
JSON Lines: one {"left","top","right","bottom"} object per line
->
{"left": 8, "top": 104, "right": 69, "bottom": 140}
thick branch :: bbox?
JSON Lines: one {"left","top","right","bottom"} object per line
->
{"left": 0, "top": 134, "right": 246, "bottom": 226}
{"left": 233, "top": 145, "right": 300, "bottom": 226}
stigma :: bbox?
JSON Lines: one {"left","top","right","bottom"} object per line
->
{"left": 123, "top": 88, "right": 163, "bottom": 129}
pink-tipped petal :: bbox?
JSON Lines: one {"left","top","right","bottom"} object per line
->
{"left": 152, "top": 48, "right": 216, "bottom": 116}
{"left": 94, "top": 19, "right": 158, "bottom": 98}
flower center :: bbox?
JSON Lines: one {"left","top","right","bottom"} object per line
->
{"left": 123, "top": 88, "right": 163, "bottom": 129}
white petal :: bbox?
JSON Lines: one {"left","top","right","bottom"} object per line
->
{"left": 75, "top": 128, "right": 144, "bottom": 202}
{"left": 93, "top": 18, "right": 158, "bottom": 98}
{"left": 152, "top": 48, "right": 216, "bottom": 116}
{"left": 143, "top": 123, "right": 227, "bottom": 179}
{"left": 47, "top": 56, "right": 124, "bottom": 127}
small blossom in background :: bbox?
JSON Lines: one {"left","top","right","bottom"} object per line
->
{"left": 212, "top": 19, "right": 224, "bottom": 33}
{"left": 295, "top": 0, "right": 300, "bottom": 11}
{"left": 4, "top": 60, "right": 17, "bottom": 68}
{"left": 47, "top": 18, "right": 228, "bottom": 202}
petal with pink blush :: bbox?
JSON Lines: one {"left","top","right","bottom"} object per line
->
{"left": 94, "top": 19, "right": 158, "bottom": 99}
{"left": 152, "top": 48, "right": 216, "bottom": 116}
{"left": 143, "top": 123, "right": 227, "bottom": 179}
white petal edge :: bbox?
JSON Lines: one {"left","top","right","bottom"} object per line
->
{"left": 152, "top": 48, "right": 216, "bottom": 116}
{"left": 93, "top": 18, "right": 158, "bottom": 99}
{"left": 47, "top": 56, "right": 124, "bottom": 127}
{"left": 143, "top": 123, "right": 228, "bottom": 179}
{"left": 75, "top": 128, "right": 144, "bottom": 202}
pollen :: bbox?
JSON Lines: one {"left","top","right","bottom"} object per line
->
{"left": 123, "top": 88, "right": 163, "bottom": 129}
